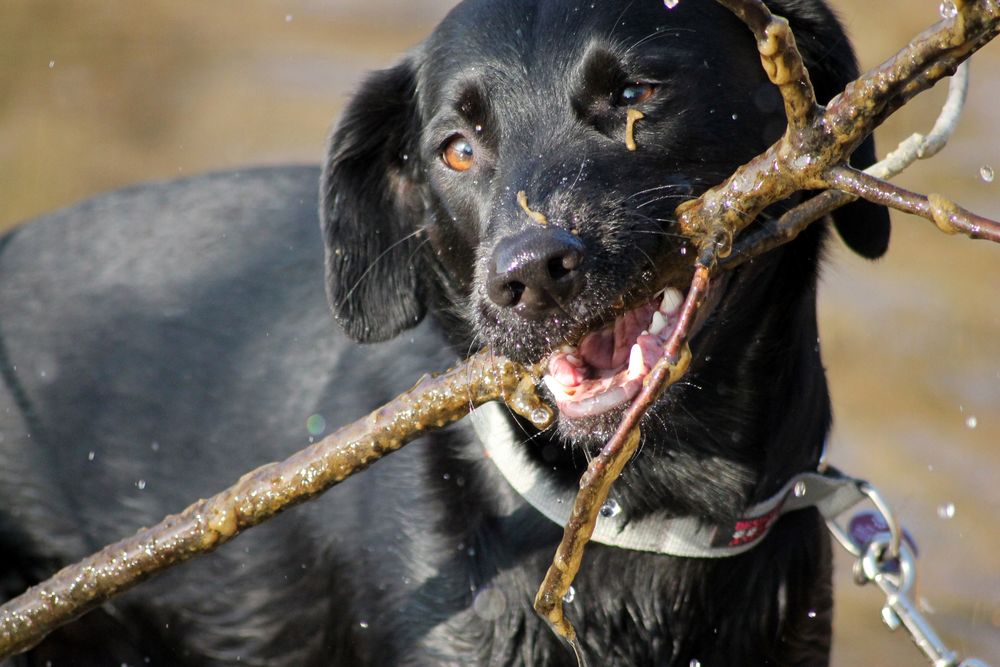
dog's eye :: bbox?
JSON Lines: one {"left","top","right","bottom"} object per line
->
{"left": 616, "top": 82, "right": 656, "bottom": 106}
{"left": 441, "top": 135, "right": 475, "bottom": 172}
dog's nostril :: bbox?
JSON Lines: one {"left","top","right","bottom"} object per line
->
{"left": 491, "top": 280, "right": 525, "bottom": 308}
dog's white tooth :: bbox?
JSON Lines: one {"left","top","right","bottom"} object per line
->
{"left": 649, "top": 311, "right": 668, "bottom": 336}
{"left": 659, "top": 288, "right": 684, "bottom": 314}
{"left": 627, "top": 343, "right": 645, "bottom": 380}
{"left": 543, "top": 375, "right": 570, "bottom": 400}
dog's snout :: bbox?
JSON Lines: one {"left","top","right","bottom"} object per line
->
{"left": 487, "top": 227, "right": 585, "bottom": 317}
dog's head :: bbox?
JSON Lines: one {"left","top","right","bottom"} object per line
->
{"left": 321, "top": 0, "right": 889, "bottom": 505}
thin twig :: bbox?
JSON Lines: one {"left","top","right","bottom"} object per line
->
{"left": 533, "top": 266, "right": 706, "bottom": 651}
{"left": 828, "top": 165, "right": 1000, "bottom": 242}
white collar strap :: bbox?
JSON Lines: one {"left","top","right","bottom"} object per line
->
{"left": 471, "top": 401, "right": 866, "bottom": 558}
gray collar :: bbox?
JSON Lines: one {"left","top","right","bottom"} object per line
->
{"left": 471, "top": 401, "right": 865, "bottom": 558}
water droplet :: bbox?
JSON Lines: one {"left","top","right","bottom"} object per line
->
{"left": 689, "top": 660, "right": 701, "bottom": 667}
{"left": 472, "top": 585, "right": 507, "bottom": 620}
{"left": 939, "top": 0, "right": 958, "bottom": 18}
{"left": 937, "top": 502, "right": 956, "bottom": 519}
{"left": 965, "top": 415, "right": 978, "bottom": 429}
{"left": 48, "top": 60, "right": 55, "bottom": 69}
{"left": 284, "top": 14, "right": 293, "bottom": 22}
{"left": 731, "top": 113, "right": 738, "bottom": 120}
{"left": 664, "top": 0, "right": 680, "bottom": 8}
{"left": 87, "top": 451, "right": 95, "bottom": 461}
{"left": 807, "top": 609, "right": 817, "bottom": 618}
{"left": 531, "top": 407, "right": 550, "bottom": 425}
{"left": 306, "top": 414, "right": 326, "bottom": 437}
{"left": 980, "top": 165, "right": 994, "bottom": 183}
{"left": 793, "top": 481, "right": 807, "bottom": 498}
{"left": 599, "top": 499, "right": 622, "bottom": 518}
{"left": 562, "top": 586, "right": 576, "bottom": 604}
{"left": 150, "top": 441, "right": 160, "bottom": 452}
{"left": 358, "top": 620, "right": 369, "bottom": 629}
{"left": 136, "top": 479, "right": 146, "bottom": 490}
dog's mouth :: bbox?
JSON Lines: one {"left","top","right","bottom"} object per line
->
{"left": 542, "top": 287, "right": 686, "bottom": 420}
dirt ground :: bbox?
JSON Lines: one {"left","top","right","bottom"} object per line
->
{"left": 1, "top": 1, "right": 997, "bottom": 663}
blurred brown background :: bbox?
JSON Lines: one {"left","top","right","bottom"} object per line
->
{"left": 1, "top": 0, "right": 997, "bottom": 664}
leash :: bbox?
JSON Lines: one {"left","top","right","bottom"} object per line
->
{"left": 471, "top": 401, "right": 990, "bottom": 666}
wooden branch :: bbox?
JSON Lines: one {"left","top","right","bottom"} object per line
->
{"left": 531, "top": 0, "right": 1000, "bottom": 650}
{"left": 0, "top": 351, "right": 552, "bottom": 659}
{"left": 723, "top": 61, "right": 971, "bottom": 267}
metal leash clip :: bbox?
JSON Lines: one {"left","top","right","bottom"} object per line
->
{"left": 826, "top": 481, "right": 989, "bottom": 667}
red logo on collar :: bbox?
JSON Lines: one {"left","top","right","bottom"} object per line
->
{"left": 717, "top": 504, "right": 784, "bottom": 548}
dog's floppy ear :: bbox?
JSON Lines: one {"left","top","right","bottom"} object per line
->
{"left": 320, "top": 58, "right": 426, "bottom": 342}
{"left": 775, "top": 1, "right": 891, "bottom": 259}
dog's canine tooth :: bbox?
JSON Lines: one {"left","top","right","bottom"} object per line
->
{"left": 627, "top": 343, "right": 645, "bottom": 380}
{"left": 649, "top": 311, "right": 668, "bottom": 336}
{"left": 659, "top": 288, "right": 684, "bottom": 314}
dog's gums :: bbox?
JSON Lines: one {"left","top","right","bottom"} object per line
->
{"left": 543, "top": 288, "right": 684, "bottom": 419}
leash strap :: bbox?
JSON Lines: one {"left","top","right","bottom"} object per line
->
{"left": 471, "top": 401, "right": 866, "bottom": 558}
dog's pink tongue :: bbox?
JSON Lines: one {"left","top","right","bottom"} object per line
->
{"left": 578, "top": 327, "right": 616, "bottom": 369}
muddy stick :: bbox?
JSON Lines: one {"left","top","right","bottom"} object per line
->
{"left": 0, "top": 351, "right": 552, "bottom": 659}
{"left": 531, "top": 0, "right": 1000, "bottom": 650}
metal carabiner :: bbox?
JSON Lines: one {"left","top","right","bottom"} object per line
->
{"left": 827, "top": 480, "right": 991, "bottom": 667}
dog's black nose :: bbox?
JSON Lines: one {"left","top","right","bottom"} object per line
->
{"left": 487, "top": 227, "right": 585, "bottom": 317}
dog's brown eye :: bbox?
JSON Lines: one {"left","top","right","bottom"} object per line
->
{"left": 442, "top": 135, "right": 475, "bottom": 172}
{"left": 617, "top": 82, "right": 655, "bottom": 106}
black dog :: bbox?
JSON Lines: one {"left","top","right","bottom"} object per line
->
{"left": 0, "top": 0, "right": 889, "bottom": 664}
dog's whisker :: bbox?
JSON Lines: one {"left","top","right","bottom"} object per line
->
{"left": 624, "top": 183, "right": 689, "bottom": 201}
{"left": 636, "top": 194, "right": 689, "bottom": 210}
{"left": 605, "top": 0, "right": 637, "bottom": 41}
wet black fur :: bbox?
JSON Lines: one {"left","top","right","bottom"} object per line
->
{"left": 1, "top": 1, "right": 888, "bottom": 665}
